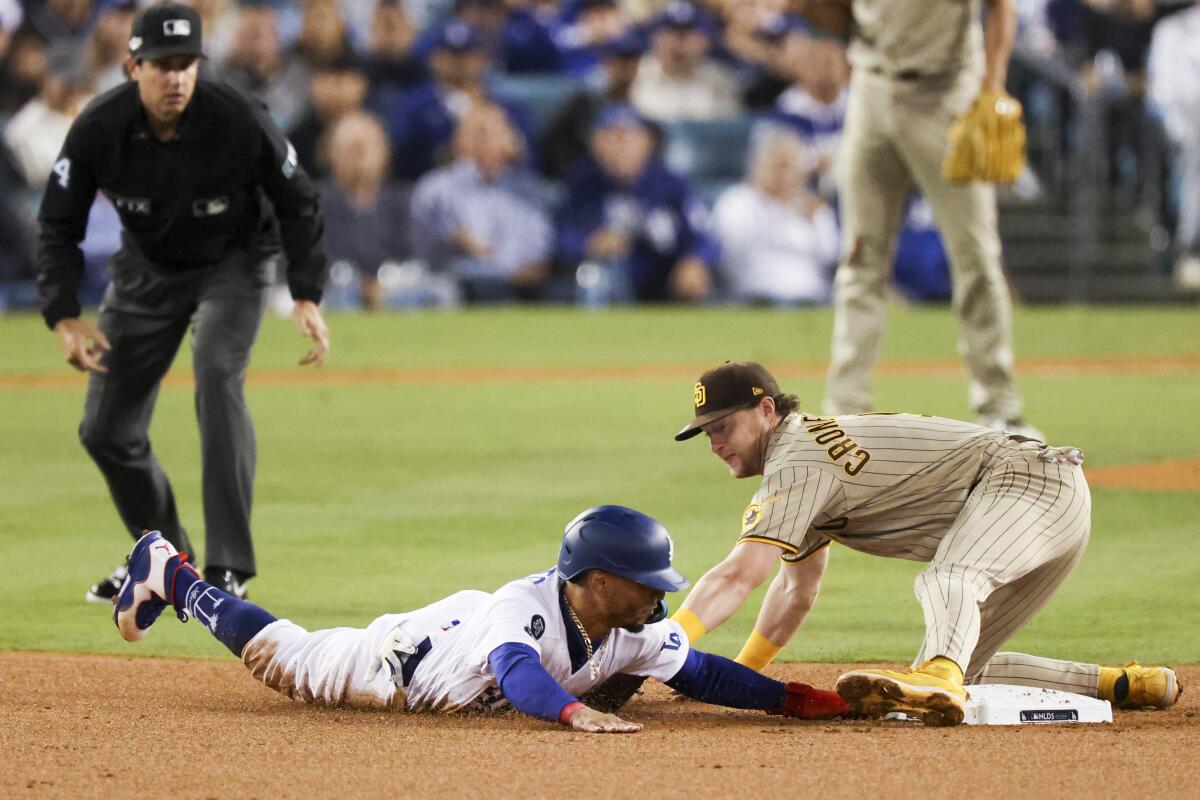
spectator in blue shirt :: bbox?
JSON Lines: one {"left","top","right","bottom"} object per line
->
{"left": 384, "top": 21, "right": 533, "bottom": 180}
{"left": 539, "top": 31, "right": 659, "bottom": 180}
{"left": 552, "top": 0, "right": 635, "bottom": 77}
{"left": 410, "top": 102, "right": 555, "bottom": 302}
{"left": 414, "top": 0, "right": 563, "bottom": 74}
{"left": 557, "top": 104, "right": 716, "bottom": 303}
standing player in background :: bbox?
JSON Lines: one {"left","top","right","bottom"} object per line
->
{"left": 669, "top": 361, "right": 1181, "bottom": 726}
{"left": 37, "top": 2, "right": 330, "bottom": 604}
{"left": 112, "top": 506, "right": 848, "bottom": 731}
{"left": 797, "top": 0, "right": 1039, "bottom": 436}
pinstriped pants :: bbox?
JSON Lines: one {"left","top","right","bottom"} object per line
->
{"left": 912, "top": 450, "right": 1092, "bottom": 680}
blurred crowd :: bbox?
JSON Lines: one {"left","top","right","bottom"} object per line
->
{"left": 1, "top": 0, "right": 1197, "bottom": 310}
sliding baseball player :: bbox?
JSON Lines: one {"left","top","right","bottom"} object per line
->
{"left": 113, "top": 505, "right": 847, "bottom": 731}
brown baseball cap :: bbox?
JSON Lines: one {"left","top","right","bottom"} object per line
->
{"left": 674, "top": 361, "right": 780, "bottom": 441}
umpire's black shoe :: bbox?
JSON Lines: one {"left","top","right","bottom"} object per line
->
{"left": 86, "top": 564, "right": 129, "bottom": 604}
{"left": 203, "top": 567, "right": 249, "bottom": 600}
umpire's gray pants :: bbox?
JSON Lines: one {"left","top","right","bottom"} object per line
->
{"left": 80, "top": 246, "right": 271, "bottom": 576}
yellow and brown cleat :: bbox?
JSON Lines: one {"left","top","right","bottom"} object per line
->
{"left": 1108, "top": 662, "right": 1183, "bottom": 710}
{"left": 837, "top": 661, "right": 969, "bottom": 727}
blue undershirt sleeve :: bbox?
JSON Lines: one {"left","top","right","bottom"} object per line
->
{"left": 664, "top": 649, "right": 787, "bottom": 710}
{"left": 488, "top": 642, "right": 579, "bottom": 722}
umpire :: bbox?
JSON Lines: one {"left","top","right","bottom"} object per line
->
{"left": 37, "top": 2, "right": 331, "bottom": 603}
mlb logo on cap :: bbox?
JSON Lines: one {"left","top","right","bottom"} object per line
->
{"left": 129, "top": 2, "right": 204, "bottom": 61}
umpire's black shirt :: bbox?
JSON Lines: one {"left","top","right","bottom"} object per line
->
{"left": 37, "top": 79, "right": 327, "bottom": 329}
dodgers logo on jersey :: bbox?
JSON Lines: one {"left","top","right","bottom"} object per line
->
{"left": 524, "top": 615, "right": 545, "bottom": 641}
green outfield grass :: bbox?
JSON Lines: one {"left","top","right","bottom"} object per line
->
{"left": 1, "top": 306, "right": 1197, "bottom": 664}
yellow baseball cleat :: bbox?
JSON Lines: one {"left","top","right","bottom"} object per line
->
{"left": 837, "top": 661, "right": 969, "bottom": 727}
{"left": 1115, "top": 663, "right": 1182, "bottom": 710}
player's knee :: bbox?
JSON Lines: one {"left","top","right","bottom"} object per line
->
{"left": 78, "top": 417, "right": 138, "bottom": 461}
{"left": 193, "top": 358, "right": 247, "bottom": 395}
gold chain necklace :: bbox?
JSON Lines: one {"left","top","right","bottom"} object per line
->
{"left": 564, "top": 598, "right": 608, "bottom": 680}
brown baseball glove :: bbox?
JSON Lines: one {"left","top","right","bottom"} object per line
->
{"left": 943, "top": 90, "right": 1027, "bottom": 184}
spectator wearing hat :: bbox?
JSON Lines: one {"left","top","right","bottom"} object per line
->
{"left": 318, "top": 110, "right": 412, "bottom": 310}
{"left": 738, "top": 13, "right": 802, "bottom": 110}
{"left": 552, "top": 0, "right": 634, "bottom": 76}
{"left": 286, "top": 53, "right": 370, "bottom": 179}
{"left": 385, "top": 20, "right": 532, "bottom": 180}
{"left": 215, "top": 0, "right": 310, "bottom": 133}
{"left": 539, "top": 30, "right": 660, "bottom": 180}
{"left": 556, "top": 104, "right": 716, "bottom": 303}
{"left": 454, "top": 0, "right": 562, "bottom": 73}
{"left": 630, "top": 0, "right": 742, "bottom": 122}
{"left": 409, "top": 102, "right": 554, "bottom": 302}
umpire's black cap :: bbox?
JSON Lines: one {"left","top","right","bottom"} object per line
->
{"left": 128, "top": 2, "right": 204, "bottom": 62}
{"left": 675, "top": 362, "right": 781, "bottom": 441}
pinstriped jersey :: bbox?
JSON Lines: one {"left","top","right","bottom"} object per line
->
{"left": 738, "top": 412, "right": 1018, "bottom": 562}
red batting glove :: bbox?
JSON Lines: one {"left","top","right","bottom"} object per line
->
{"left": 768, "top": 682, "right": 849, "bottom": 719}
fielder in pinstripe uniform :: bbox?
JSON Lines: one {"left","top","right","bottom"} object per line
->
{"left": 669, "top": 361, "right": 1181, "bottom": 726}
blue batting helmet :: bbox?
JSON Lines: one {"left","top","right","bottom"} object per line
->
{"left": 557, "top": 505, "right": 689, "bottom": 592}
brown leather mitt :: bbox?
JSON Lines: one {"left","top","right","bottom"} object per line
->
{"left": 943, "top": 90, "right": 1027, "bottom": 183}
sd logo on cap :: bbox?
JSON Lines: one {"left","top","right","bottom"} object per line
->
{"left": 675, "top": 361, "right": 780, "bottom": 441}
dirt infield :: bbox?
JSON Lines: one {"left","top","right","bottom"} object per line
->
{"left": 1087, "top": 456, "right": 1200, "bottom": 492}
{"left": 1, "top": 653, "right": 1193, "bottom": 799}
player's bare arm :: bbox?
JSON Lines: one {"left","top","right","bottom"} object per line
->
{"left": 674, "top": 541, "right": 780, "bottom": 639}
{"left": 745, "top": 547, "right": 829, "bottom": 662}
{"left": 981, "top": 0, "right": 1017, "bottom": 92}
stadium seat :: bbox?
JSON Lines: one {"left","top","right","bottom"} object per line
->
{"left": 661, "top": 116, "right": 756, "bottom": 187}
{"left": 490, "top": 74, "right": 587, "bottom": 141}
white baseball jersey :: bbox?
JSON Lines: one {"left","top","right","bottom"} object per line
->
{"left": 242, "top": 569, "right": 691, "bottom": 712}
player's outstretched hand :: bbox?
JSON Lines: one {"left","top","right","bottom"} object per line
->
{"left": 291, "top": 299, "right": 329, "bottom": 366}
{"left": 53, "top": 317, "right": 111, "bottom": 373}
{"left": 568, "top": 705, "right": 642, "bottom": 734}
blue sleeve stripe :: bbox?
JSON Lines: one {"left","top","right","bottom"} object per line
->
{"left": 488, "top": 642, "right": 579, "bottom": 722}
{"left": 664, "top": 649, "right": 786, "bottom": 709}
